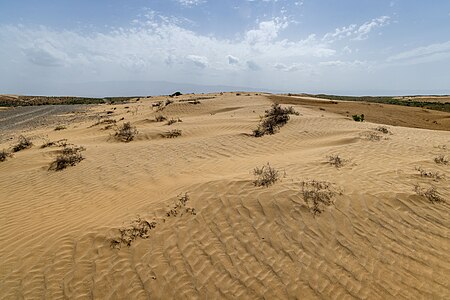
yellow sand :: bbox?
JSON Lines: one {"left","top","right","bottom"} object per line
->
{"left": 0, "top": 93, "right": 449, "bottom": 299}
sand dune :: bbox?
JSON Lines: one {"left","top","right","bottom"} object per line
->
{"left": 0, "top": 93, "right": 449, "bottom": 299}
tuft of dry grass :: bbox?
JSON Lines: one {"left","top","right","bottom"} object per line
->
{"left": 89, "top": 118, "right": 116, "bottom": 128}
{"left": 253, "top": 163, "right": 279, "bottom": 187}
{"left": 49, "top": 145, "right": 85, "bottom": 171}
{"left": 327, "top": 154, "right": 347, "bottom": 168}
{"left": 164, "top": 129, "right": 182, "bottom": 138}
{"left": 434, "top": 154, "right": 448, "bottom": 165}
{"left": 415, "top": 167, "right": 443, "bottom": 181}
{"left": 301, "top": 180, "right": 338, "bottom": 216}
{"left": 414, "top": 184, "right": 445, "bottom": 203}
{"left": 114, "top": 122, "right": 138, "bottom": 142}
{"left": 155, "top": 115, "right": 167, "bottom": 122}
{"left": 0, "top": 149, "right": 13, "bottom": 162}
{"left": 374, "top": 126, "right": 391, "bottom": 134}
{"left": 54, "top": 125, "right": 67, "bottom": 131}
{"left": 167, "top": 193, "right": 196, "bottom": 217}
{"left": 166, "top": 118, "right": 182, "bottom": 125}
{"left": 12, "top": 135, "right": 33, "bottom": 152}
{"left": 41, "top": 139, "right": 68, "bottom": 149}
{"left": 110, "top": 216, "right": 157, "bottom": 249}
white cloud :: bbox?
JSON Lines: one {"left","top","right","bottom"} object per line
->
{"left": 227, "top": 55, "right": 240, "bottom": 65}
{"left": 274, "top": 62, "right": 302, "bottom": 72}
{"left": 186, "top": 55, "right": 208, "bottom": 68}
{"left": 354, "top": 16, "right": 390, "bottom": 40}
{"left": 319, "top": 60, "right": 366, "bottom": 67}
{"left": 245, "top": 18, "right": 288, "bottom": 45}
{"left": 176, "top": 0, "right": 205, "bottom": 7}
{"left": 387, "top": 41, "right": 450, "bottom": 64}
{"left": 323, "top": 16, "right": 391, "bottom": 42}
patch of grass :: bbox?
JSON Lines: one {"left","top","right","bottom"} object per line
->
{"left": 301, "top": 180, "right": 338, "bottom": 216}
{"left": 414, "top": 184, "right": 445, "bottom": 203}
{"left": 415, "top": 167, "right": 443, "bottom": 181}
{"left": 352, "top": 114, "right": 365, "bottom": 122}
{"left": 164, "top": 129, "right": 182, "bottom": 138}
{"left": 166, "top": 193, "right": 196, "bottom": 217}
{"left": 374, "top": 126, "right": 391, "bottom": 134}
{"left": 54, "top": 125, "right": 67, "bottom": 131}
{"left": 253, "top": 103, "right": 298, "bottom": 137}
{"left": 166, "top": 118, "right": 182, "bottom": 125}
{"left": 41, "top": 139, "right": 68, "bottom": 148}
{"left": 12, "top": 135, "right": 33, "bottom": 152}
{"left": 114, "top": 122, "right": 138, "bottom": 142}
{"left": 434, "top": 155, "right": 448, "bottom": 165}
{"left": 327, "top": 154, "right": 347, "bottom": 168}
{"left": 110, "top": 216, "right": 157, "bottom": 249}
{"left": 0, "top": 149, "right": 13, "bottom": 162}
{"left": 253, "top": 163, "right": 279, "bottom": 187}
{"left": 49, "top": 145, "right": 85, "bottom": 171}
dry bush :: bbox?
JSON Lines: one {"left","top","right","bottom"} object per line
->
{"left": 114, "top": 122, "right": 138, "bottom": 142}
{"left": 54, "top": 125, "right": 67, "bottom": 131}
{"left": 327, "top": 154, "right": 347, "bottom": 168}
{"left": 166, "top": 118, "right": 182, "bottom": 125}
{"left": 167, "top": 193, "right": 196, "bottom": 217}
{"left": 188, "top": 100, "right": 201, "bottom": 105}
{"left": 301, "top": 180, "right": 337, "bottom": 216}
{"left": 415, "top": 167, "right": 443, "bottom": 181}
{"left": 0, "top": 149, "right": 12, "bottom": 162}
{"left": 12, "top": 135, "right": 33, "bottom": 152}
{"left": 164, "top": 129, "right": 182, "bottom": 138}
{"left": 155, "top": 115, "right": 167, "bottom": 122}
{"left": 41, "top": 139, "right": 68, "bottom": 149}
{"left": 375, "top": 126, "right": 391, "bottom": 134}
{"left": 110, "top": 216, "right": 157, "bottom": 249}
{"left": 49, "top": 145, "right": 85, "bottom": 171}
{"left": 414, "top": 184, "right": 445, "bottom": 203}
{"left": 253, "top": 104, "right": 298, "bottom": 137}
{"left": 253, "top": 163, "right": 279, "bottom": 187}
{"left": 434, "top": 155, "right": 448, "bottom": 165}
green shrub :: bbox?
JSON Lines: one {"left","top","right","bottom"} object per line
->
{"left": 352, "top": 114, "right": 365, "bottom": 122}
{"left": 253, "top": 104, "right": 298, "bottom": 137}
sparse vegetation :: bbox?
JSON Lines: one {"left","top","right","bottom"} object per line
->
{"left": 166, "top": 118, "right": 182, "bottom": 125}
{"left": 0, "top": 149, "right": 13, "bottom": 162}
{"left": 414, "top": 184, "right": 445, "bottom": 203}
{"left": 415, "top": 167, "right": 443, "bottom": 180}
{"left": 167, "top": 193, "right": 196, "bottom": 217}
{"left": 89, "top": 118, "right": 116, "bottom": 128}
{"left": 155, "top": 115, "right": 167, "bottom": 122}
{"left": 327, "top": 154, "right": 347, "bottom": 168}
{"left": 12, "top": 135, "right": 33, "bottom": 152}
{"left": 114, "top": 122, "right": 138, "bottom": 142}
{"left": 110, "top": 216, "right": 157, "bottom": 249}
{"left": 375, "top": 126, "right": 391, "bottom": 134}
{"left": 54, "top": 125, "right": 67, "bottom": 131}
{"left": 41, "top": 139, "right": 68, "bottom": 148}
{"left": 253, "top": 103, "right": 298, "bottom": 137}
{"left": 188, "top": 100, "right": 201, "bottom": 105}
{"left": 49, "top": 145, "right": 85, "bottom": 171}
{"left": 164, "top": 129, "right": 182, "bottom": 138}
{"left": 352, "top": 114, "right": 365, "bottom": 122}
{"left": 361, "top": 131, "right": 383, "bottom": 141}
{"left": 434, "top": 155, "right": 448, "bottom": 165}
{"left": 253, "top": 163, "right": 279, "bottom": 187}
{"left": 301, "top": 180, "right": 338, "bottom": 216}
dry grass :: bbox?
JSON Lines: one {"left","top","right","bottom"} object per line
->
{"left": 49, "top": 145, "right": 85, "bottom": 171}
{"left": 415, "top": 167, "right": 443, "bottom": 181}
{"left": 253, "top": 163, "right": 279, "bottom": 187}
{"left": 166, "top": 118, "right": 182, "bottom": 125}
{"left": 164, "top": 129, "right": 182, "bottom": 138}
{"left": 110, "top": 216, "right": 157, "bottom": 249}
{"left": 166, "top": 193, "right": 196, "bottom": 217}
{"left": 434, "top": 155, "right": 448, "bottom": 165}
{"left": 327, "top": 154, "right": 347, "bottom": 168}
{"left": 89, "top": 118, "right": 116, "bottom": 128}
{"left": 12, "top": 135, "right": 33, "bottom": 152}
{"left": 374, "top": 126, "right": 392, "bottom": 134}
{"left": 301, "top": 180, "right": 338, "bottom": 216}
{"left": 41, "top": 139, "right": 68, "bottom": 149}
{"left": 414, "top": 184, "right": 445, "bottom": 204}
{"left": 155, "top": 115, "right": 167, "bottom": 122}
{"left": 114, "top": 122, "right": 138, "bottom": 142}
{"left": 54, "top": 125, "right": 67, "bottom": 131}
{"left": 0, "top": 149, "right": 13, "bottom": 162}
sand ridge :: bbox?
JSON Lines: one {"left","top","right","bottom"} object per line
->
{"left": 0, "top": 92, "right": 449, "bottom": 299}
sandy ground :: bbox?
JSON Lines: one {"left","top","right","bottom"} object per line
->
{"left": 0, "top": 92, "right": 449, "bottom": 299}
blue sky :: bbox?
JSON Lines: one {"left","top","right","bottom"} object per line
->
{"left": 1, "top": 0, "right": 449, "bottom": 96}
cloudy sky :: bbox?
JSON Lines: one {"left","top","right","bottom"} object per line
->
{"left": 1, "top": 0, "right": 449, "bottom": 96}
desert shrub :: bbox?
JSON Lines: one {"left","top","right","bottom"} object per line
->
{"left": 49, "top": 145, "right": 85, "bottom": 171}
{"left": 253, "top": 163, "right": 279, "bottom": 187}
{"left": 188, "top": 100, "right": 201, "bottom": 105}
{"left": 54, "top": 125, "right": 67, "bottom": 131}
{"left": 352, "top": 114, "right": 365, "bottom": 122}
{"left": 155, "top": 115, "right": 167, "bottom": 122}
{"left": 166, "top": 118, "right": 182, "bottom": 125}
{"left": 110, "top": 216, "right": 157, "bottom": 249}
{"left": 327, "top": 154, "right": 347, "bottom": 168}
{"left": 167, "top": 193, "right": 196, "bottom": 217}
{"left": 164, "top": 129, "right": 182, "bottom": 138}
{"left": 253, "top": 104, "right": 298, "bottom": 137}
{"left": 41, "top": 139, "right": 68, "bottom": 148}
{"left": 0, "top": 149, "right": 12, "bottom": 162}
{"left": 12, "top": 135, "right": 33, "bottom": 152}
{"left": 375, "top": 126, "right": 391, "bottom": 134}
{"left": 114, "top": 122, "right": 138, "bottom": 142}
{"left": 415, "top": 167, "right": 443, "bottom": 180}
{"left": 301, "top": 180, "right": 337, "bottom": 216}
{"left": 165, "top": 99, "right": 174, "bottom": 106}
{"left": 414, "top": 184, "right": 444, "bottom": 203}
{"left": 434, "top": 155, "right": 448, "bottom": 165}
